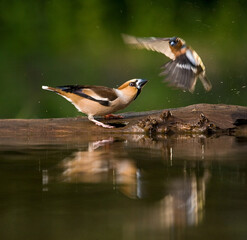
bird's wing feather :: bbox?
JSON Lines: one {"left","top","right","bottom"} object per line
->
{"left": 122, "top": 34, "right": 175, "bottom": 60}
{"left": 57, "top": 85, "right": 118, "bottom": 106}
{"left": 88, "top": 86, "right": 118, "bottom": 101}
{"left": 161, "top": 54, "right": 198, "bottom": 93}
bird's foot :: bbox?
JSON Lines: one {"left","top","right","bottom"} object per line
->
{"left": 104, "top": 114, "right": 124, "bottom": 120}
{"left": 95, "top": 121, "right": 114, "bottom": 129}
{"left": 88, "top": 115, "right": 115, "bottom": 128}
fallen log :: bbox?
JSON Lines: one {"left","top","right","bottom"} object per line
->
{"left": 0, "top": 104, "right": 246, "bottom": 145}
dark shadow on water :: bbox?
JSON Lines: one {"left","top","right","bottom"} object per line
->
{"left": 108, "top": 122, "right": 128, "bottom": 128}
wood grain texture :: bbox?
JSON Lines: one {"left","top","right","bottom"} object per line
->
{"left": 0, "top": 104, "right": 246, "bottom": 145}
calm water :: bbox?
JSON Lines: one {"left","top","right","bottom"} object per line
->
{"left": 0, "top": 134, "right": 247, "bottom": 240}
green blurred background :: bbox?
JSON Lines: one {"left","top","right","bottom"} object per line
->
{"left": 0, "top": 0, "right": 246, "bottom": 119}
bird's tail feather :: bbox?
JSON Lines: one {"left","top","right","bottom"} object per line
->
{"left": 42, "top": 85, "right": 72, "bottom": 99}
{"left": 42, "top": 85, "right": 64, "bottom": 94}
{"left": 199, "top": 76, "right": 212, "bottom": 91}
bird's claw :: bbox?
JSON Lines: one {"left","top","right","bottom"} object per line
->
{"left": 95, "top": 121, "right": 115, "bottom": 129}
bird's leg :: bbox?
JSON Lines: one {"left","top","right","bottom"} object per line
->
{"left": 88, "top": 115, "right": 114, "bottom": 129}
{"left": 104, "top": 114, "right": 124, "bottom": 120}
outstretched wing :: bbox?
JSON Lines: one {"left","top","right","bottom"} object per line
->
{"left": 122, "top": 34, "right": 175, "bottom": 60}
{"left": 161, "top": 53, "right": 200, "bottom": 93}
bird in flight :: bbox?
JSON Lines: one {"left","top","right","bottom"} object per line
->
{"left": 122, "top": 34, "right": 211, "bottom": 93}
{"left": 42, "top": 79, "right": 147, "bottom": 128}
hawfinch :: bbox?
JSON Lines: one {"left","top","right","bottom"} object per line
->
{"left": 122, "top": 34, "right": 212, "bottom": 93}
{"left": 42, "top": 79, "right": 147, "bottom": 128}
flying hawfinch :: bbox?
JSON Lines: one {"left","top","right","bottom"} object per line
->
{"left": 122, "top": 34, "right": 212, "bottom": 93}
{"left": 42, "top": 79, "right": 147, "bottom": 128}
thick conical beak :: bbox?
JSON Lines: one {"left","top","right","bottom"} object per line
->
{"left": 134, "top": 79, "right": 148, "bottom": 100}
{"left": 136, "top": 79, "right": 148, "bottom": 89}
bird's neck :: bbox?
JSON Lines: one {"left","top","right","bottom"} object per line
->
{"left": 114, "top": 88, "right": 136, "bottom": 104}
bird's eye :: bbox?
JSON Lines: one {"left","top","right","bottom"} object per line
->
{"left": 170, "top": 40, "right": 177, "bottom": 46}
{"left": 169, "top": 37, "right": 178, "bottom": 46}
{"left": 129, "top": 82, "right": 135, "bottom": 87}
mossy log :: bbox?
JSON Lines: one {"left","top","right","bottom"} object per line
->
{"left": 0, "top": 104, "right": 246, "bottom": 144}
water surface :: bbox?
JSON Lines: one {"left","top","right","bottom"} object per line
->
{"left": 0, "top": 134, "right": 247, "bottom": 240}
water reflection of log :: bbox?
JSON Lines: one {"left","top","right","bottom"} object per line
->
{"left": 58, "top": 138, "right": 211, "bottom": 227}
{"left": 124, "top": 134, "right": 247, "bottom": 161}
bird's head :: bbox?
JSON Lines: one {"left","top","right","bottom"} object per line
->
{"left": 117, "top": 79, "right": 148, "bottom": 101}
{"left": 169, "top": 37, "right": 186, "bottom": 51}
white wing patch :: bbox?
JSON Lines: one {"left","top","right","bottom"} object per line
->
{"left": 185, "top": 49, "right": 197, "bottom": 66}
{"left": 176, "top": 63, "right": 191, "bottom": 70}
{"left": 176, "top": 63, "right": 197, "bottom": 73}
{"left": 82, "top": 88, "right": 109, "bottom": 102}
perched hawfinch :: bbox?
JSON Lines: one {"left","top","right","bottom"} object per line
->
{"left": 122, "top": 34, "right": 212, "bottom": 93}
{"left": 42, "top": 79, "right": 147, "bottom": 128}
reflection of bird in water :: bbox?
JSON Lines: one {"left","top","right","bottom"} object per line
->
{"left": 163, "top": 171, "right": 210, "bottom": 227}
{"left": 123, "top": 34, "right": 212, "bottom": 93}
{"left": 114, "top": 160, "right": 138, "bottom": 199}
{"left": 57, "top": 138, "right": 213, "bottom": 231}
{"left": 62, "top": 138, "right": 115, "bottom": 183}
{"left": 121, "top": 170, "right": 211, "bottom": 234}
{"left": 61, "top": 138, "right": 138, "bottom": 198}
{"left": 60, "top": 137, "right": 211, "bottom": 227}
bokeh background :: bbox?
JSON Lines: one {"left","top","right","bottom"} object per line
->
{"left": 0, "top": 0, "right": 246, "bottom": 119}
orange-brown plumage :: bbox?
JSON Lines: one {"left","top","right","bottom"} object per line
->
{"left": 42, "top": 79, "right": 147, "bottom": 128}
{"left": 123, "top": 34, "right": 212, "bottom": 93}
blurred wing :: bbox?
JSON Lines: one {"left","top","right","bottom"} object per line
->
{"left": 122, "top": 34, "right": 175, "bottom": 60}
{"left": 161, "top": 54, "right": 198, "bottom": 93}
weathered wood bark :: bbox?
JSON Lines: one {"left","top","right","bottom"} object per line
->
{"left": 0, "top": 104, "right": 246, "bottom": 145}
